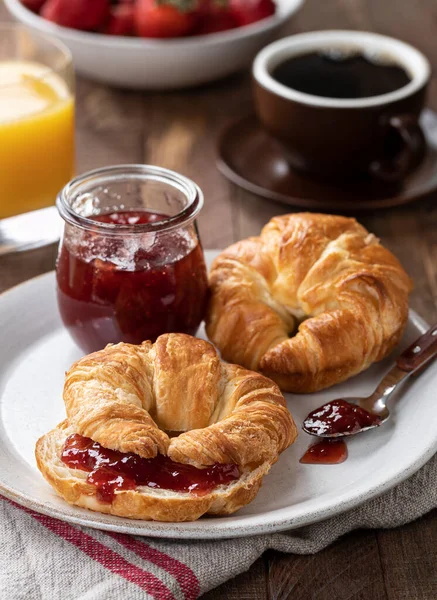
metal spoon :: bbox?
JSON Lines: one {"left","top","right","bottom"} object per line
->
{"left": 302, "top": 323, "right": 437, "bottom": 439}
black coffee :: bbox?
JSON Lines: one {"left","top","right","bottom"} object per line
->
{"left": 271, "top": 50, "right": 412, "bottom": 99}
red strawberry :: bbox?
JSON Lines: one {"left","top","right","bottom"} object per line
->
{"left": 135, "top": 0, "right": 197, "bottom": 38}
{"left": 104, "top": 4, "right": 135, "bottom": 35}
{"left": 196, "top": 6, "right": 237, "bottom": 35}
{"left": 20, "top": 0, "right": 46, "bottom": 12}
{"left": 230, "top": 0, "right": 276, "bottom": 26}
{"left": 41, "top": 0, "right": 110, "bottom": 31}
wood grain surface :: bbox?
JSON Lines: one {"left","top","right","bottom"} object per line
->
{"left": 1, "top": 1, "right": 436, "bottom": 598}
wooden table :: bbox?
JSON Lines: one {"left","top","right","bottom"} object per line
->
{"left": 1, "top": 1, "right": 436, "bottom": 598}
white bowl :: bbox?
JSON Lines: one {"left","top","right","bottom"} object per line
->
{"left": 4, "top": 0, "right": 304, "bottom": 90}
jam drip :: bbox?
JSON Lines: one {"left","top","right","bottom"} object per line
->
{"left": 300, "top": 439, "right": 348, "bottom": 465}
{"left": 61, "top": 434, "right": 240, "bottom": 503}
{"left": 303, "top": 399, "right": 382, "bottom": 437}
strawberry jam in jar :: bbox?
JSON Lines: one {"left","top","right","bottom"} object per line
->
{"left": 56, "top": 165, "right": 208, "bottom": 354}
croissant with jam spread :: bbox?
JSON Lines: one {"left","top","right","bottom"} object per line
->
{"left": 36, "top": 334, "right": 297, "bottom": 522}
{"left": 206, "top": 213, "right": 413, "bottom": 393}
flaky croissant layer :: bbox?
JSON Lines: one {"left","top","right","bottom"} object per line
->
{"left": 63, "top": 334, "right": 297, "bottom": 465}
{"left": 206, "top": 213, "right": 413, "bottom": 393}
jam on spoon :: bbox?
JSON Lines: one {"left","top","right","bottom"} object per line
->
{"left": 61, "top": 434, "right": 240, "bottom": 503}
{"left": 301, "top": 399, "right": 381, "bottom": 465}
{"left": 303, "top": 399, "right": 382, "bottom": 437}
{"left": 300, "top": 439, "right": 348, "bottom": 465}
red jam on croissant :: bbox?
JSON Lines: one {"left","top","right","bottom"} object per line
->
{"left": 62, "top": 433, "right": 240, "bottom": 503}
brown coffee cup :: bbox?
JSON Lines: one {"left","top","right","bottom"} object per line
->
{"left": 253, "top": 31, "right": 431, "bottom": 181}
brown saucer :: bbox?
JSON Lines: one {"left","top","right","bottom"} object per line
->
{"left": 217, "top": 109, "right": 437, "bottom": 211}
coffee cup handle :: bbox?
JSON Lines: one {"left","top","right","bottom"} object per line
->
{"left": 369, "top": 114, "right": 426, "bottom": 182}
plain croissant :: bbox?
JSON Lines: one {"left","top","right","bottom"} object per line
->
{"left": 206, "top": 213, "right": 413, "bottom": 393}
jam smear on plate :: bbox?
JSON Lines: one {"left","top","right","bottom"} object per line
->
{"left": 56, "top": 210, "right": 209, "bottom": 354}
{"left": 300, "top": 439, "right": 348, "bottom": 465}
{"left": 61, "top": 434, "right": 240, "bottom": 503}
{"left": 303, "top": 399, "right": 382, "bottom": 437}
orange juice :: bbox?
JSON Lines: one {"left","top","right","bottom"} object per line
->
{"left": 0, "top": 61, "right": 74, "bottom": 218}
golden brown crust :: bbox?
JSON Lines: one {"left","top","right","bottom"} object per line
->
{"left": 38, "top": 334, "right": 297, "bottom": 521}
{"left": 168, "top": 364, "right": 293, "bottom": 467}
{"left": 35, "top": 421, "right": 270, "bottom": 522}
{"left": 63, "top": 341, "right": 170, "bottom": 459}
{"left": 153, "top": 334, "right": 222, "bottom": 432}
{"left": 63, "top": 334, "right": 297, "bottom": 466}
{"left": 206, "top": 213, "right": 413, "bottom": 393}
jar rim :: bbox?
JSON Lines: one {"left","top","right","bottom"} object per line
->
{"left": 56, "top": 165, "right": 203, "bottom": 234}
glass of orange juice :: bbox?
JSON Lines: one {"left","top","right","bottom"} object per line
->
{"left": 0, "top": 24, "right": 75, "bottom": 221}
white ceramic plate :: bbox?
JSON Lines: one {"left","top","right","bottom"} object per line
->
{"left": 0, "top": 251, "right": 435, "bottom": 539}
{"left": 4, "top": 0, "right": 304, "bottom": 89}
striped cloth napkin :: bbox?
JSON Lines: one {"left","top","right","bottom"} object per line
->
{"left": 1, "top": 453, "right": 436, "bottom": 599}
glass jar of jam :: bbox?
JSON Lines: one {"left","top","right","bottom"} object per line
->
{"left": 56, "top": 165, "right": 208, "bottom": 354}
